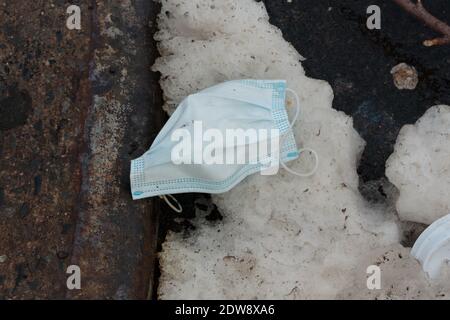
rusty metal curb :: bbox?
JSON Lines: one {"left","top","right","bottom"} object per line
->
{"left": 0, "top": 0, "right": 163, "bottom": 299}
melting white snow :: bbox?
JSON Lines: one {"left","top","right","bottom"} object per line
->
{"left": 386, "top": 105, "right": 450, "bottom": 225}
{"left": 153, "top": 0, "right": 450, "bottom": 299}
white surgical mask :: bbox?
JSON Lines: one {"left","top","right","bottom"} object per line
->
{"left": 130, "top": 80, "right": 318, "bottom": 211}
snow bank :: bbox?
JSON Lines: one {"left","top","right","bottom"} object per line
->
{"left": 386, "top": 105, "right": 450, "bottom": 225}
{"left": 153, "top": 0, "right": 448, "bottom": 299}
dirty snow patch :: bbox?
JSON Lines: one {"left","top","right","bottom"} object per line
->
{"left": 386, "top": 105, "right": 450, "bottom": 225}
{"left": 153, "top": 0, "right": 448, "bottom": 299}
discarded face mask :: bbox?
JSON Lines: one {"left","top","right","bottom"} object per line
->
{"left": 130, "top": 79, "right": 318, "bottom": 211}
{"left": 411, "top": 213, "right": 450, "bottom": 279}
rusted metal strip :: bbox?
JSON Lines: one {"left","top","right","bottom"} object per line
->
{"left": 0, "top": 0, "right": 162, "bottom": 299}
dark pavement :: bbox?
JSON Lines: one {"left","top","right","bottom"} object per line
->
{"left": 264, "top": 0, "right": 450, "bottom": 183}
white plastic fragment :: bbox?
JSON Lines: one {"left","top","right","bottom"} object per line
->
{"left": 411, "top": 214, "right": 450, "bottom": 279}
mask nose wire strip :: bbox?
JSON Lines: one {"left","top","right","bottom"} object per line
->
{"left": 160, "top": 195, "right": 183, "bottom": 213}
{"left": 281, "top": 88, "right": 319, "bottom": 178}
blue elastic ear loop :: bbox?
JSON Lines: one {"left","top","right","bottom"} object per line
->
{"left": 281, "top": 88, "right": 319, "bottom": 178}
